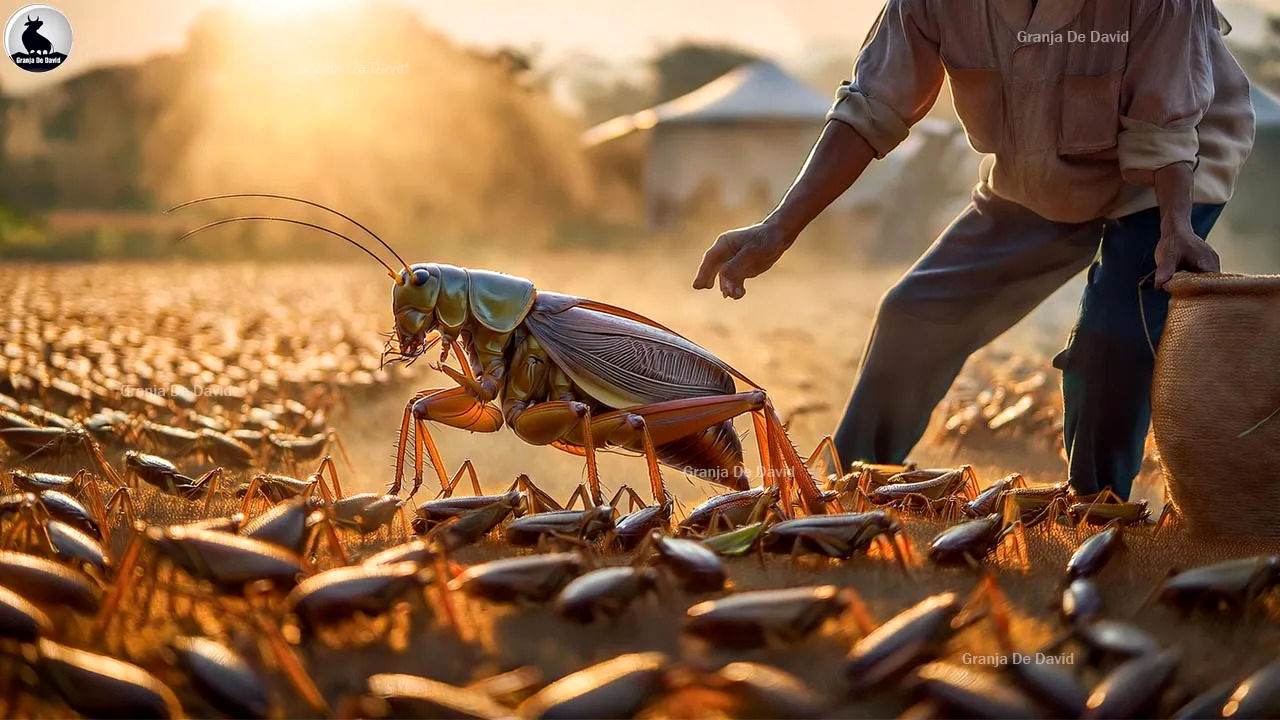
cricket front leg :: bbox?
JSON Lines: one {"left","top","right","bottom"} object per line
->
{"left": 390, "top": 388, "right": 503, "bottom": 498}
{"left": 391, "top": 329, "right": 513, "bottom": 497}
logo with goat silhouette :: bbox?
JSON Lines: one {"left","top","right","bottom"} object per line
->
{"left": 5, "top": 4, "right": 72, "bottom": 73}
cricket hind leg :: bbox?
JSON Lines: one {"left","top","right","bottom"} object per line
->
{"left": 512, "top": 389, "right": 825, "bottom": 514}
{"left": 509, "top": 392, "right": 766, "bottom": 493}
{"left": 760, "top": 403, "right": 832, "bottom": 515}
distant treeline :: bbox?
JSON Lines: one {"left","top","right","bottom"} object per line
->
{"left": 0, "top": 0, "right": 793, "bottom": 262}
{"left": 0, "top": 4, "right": 599, "bottom": 259}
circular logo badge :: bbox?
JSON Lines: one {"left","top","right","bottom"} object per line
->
{"left": 5, "top": 4, "right": 72, "bottom": 73}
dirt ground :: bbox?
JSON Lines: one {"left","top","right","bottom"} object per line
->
{"left": 3, "top": 253, "right": 1278, "bottom": 718}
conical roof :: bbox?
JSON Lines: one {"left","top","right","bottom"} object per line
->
{"left": 583, "top": 60, "right": 831, "bottom": 146}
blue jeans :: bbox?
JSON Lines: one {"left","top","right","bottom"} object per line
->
{"left": 1056, "top": 202, "right": 1223, "bottom": 497}
{"left": 832, "top": 183, "right": 1224, "bottom": 498}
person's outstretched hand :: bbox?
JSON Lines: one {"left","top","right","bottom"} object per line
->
{"left": 1154, "top": 225, "right": 1219, "bottom": 289}
{"left": 693, "top": 221, "right": 793, "bottom": 299}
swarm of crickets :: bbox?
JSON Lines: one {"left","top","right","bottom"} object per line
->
{"left": 0, "top": 210, "right": 1273, "bottom": 718}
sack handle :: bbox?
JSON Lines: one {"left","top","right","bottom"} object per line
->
{"left": 1138, "top": 271, "right": 1157, "bottom": 359}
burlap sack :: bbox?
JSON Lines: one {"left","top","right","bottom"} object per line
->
{"left": 1152, "top": 272, "right": 1280, "bottom": 539}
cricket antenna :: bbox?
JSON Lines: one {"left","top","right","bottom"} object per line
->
{"left": 174, "top": 216, "right": 400, "bottom": 280}
{"left": 166, "top": 193, "right": 412, "bottom": 281}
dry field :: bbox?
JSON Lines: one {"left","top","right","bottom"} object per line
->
{"left": 0, "top": 254, "right": 1276, "bottom": 718}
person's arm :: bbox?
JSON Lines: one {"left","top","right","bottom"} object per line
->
{"left": 1119, "top": 0, "right": 1219, "bottom": 288}
{"left": 693, "top": 122, "right": 875, "bottom": 298}
{"left": 1153, "top": 162, "right": 1219, "bottom": 288}
{"left": 694, "top": 0, "right": 944, "bottom": 299}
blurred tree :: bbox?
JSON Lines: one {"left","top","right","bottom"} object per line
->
{"left": 490, "top": 46, "right": 534, "bottom": 76}
{"left": 652, "top": 43, "right": 760, "bottom": 102}
{"left": 0, "top": 3, "right": 596, "bottom": 256}
{"left": 555, "top": 42, "right": 760, "bottom": 125}
{"left": 0, "top": 76, "right": 7, "bottom": 186}
{"left": 1264, "top": 15, "right": 1280, "bottom": 93}
{"left": 555, "top": 52, "right": 653, "bottom": 124}
{"left": 1232, "top": 15, "right": 1280, "bottom": 94}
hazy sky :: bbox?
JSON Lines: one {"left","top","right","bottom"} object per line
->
{"left": 2, "top": 0, "right": 1276, "bottom": 94}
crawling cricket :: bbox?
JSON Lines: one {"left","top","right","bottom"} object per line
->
{"left": 170, "top": 194, "right": 831, "bottom": 516}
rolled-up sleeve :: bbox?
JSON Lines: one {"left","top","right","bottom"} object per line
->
{"left": 1117, "top": 0, "right": 1216, "bottom": 185}
{"left": 826, "top": 0, "right": 943, "bottom": 159}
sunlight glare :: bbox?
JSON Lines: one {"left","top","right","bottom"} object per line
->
{"left": 229, "top": 0, "right": 350, "bottom": 20}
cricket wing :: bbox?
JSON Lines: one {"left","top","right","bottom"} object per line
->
{"left": 524, "top": 301, "right": 738, "bottom": 410}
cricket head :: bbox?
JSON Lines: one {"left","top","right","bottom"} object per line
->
{"left": 390, "top": 264, "right": 442, "bottom": 360}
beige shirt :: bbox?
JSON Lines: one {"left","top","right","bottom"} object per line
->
{"left": 827, "top": 0, "right": 1256, "bottom": 222}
